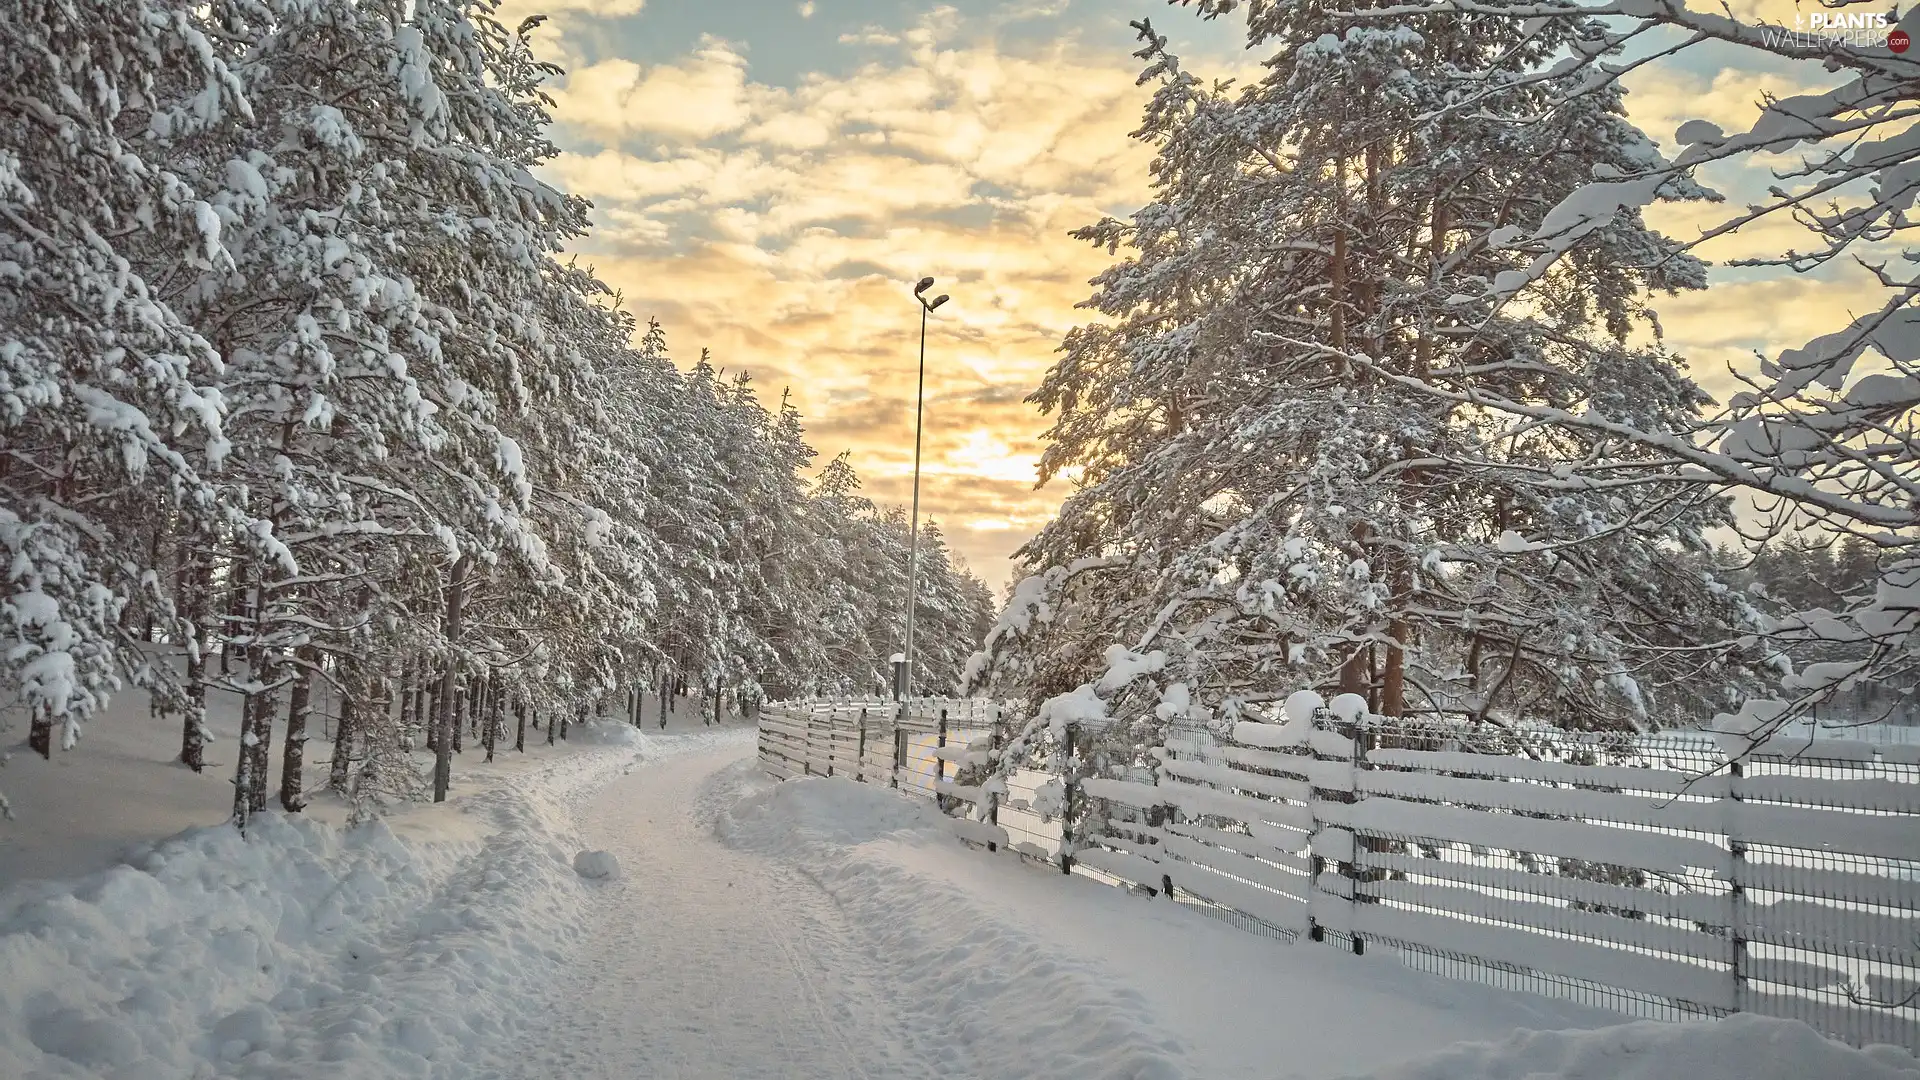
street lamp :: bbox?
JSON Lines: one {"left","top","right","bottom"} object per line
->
{"left": 903, "top": 277, "right": 949, "bottom": 703}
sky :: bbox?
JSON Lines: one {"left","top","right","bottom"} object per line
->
{"left": 511, "top": 0, "right": 1857, "bottom": 592}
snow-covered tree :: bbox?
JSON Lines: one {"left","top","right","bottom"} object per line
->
{"left": 0, "top": 0, "right": 995, "bottom": 823}
{"left": 976, "top": 7, "right": 1759, "bottom": 749}
{"left": 1316, "top": 0, "right": 1920, "bottom": 741}
{"left": 1, "top": 0, "right": 250, "bottom": 765}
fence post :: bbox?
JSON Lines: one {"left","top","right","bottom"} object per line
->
{"left": 1306, "top": 706, "right": 1361, "bottom": 952}
{"left": 934, "top": 707, "right": 950, "bottom": 809}
{"left": 1729, "top": 756, "right": 1748, "bottom": 1011}
{"left": 1059, "top": 723, "right": 1077, "bottom": 876}
{"left": 985, "top": 706, "right": 1001, "bottom": 853}
{"left": 803, "top": 709, "right": 815, "bottom": 777}
{"left": 1347, "top": 723, "right": 1372, "bottom": 956}
{"left": 827, "top": 707, "right": 838, "bottom": 777}
{"left": 893, "top": 702, "right": 907, "bottom": 789}
{"left": 856, "top": 707, "right": 869, "bottom": 783}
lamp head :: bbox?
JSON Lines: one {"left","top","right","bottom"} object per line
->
{"left": 914, "top": 277, "right": 935, "bottom": 296}
{"left": 929, "top": 294, "right": 950, "bottom": 310}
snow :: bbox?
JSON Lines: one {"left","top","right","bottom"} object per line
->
{"left": 1328, "top": 692, "right": 1370, "bottom": 723}
{"left": 1497, "top": 528, "right": 1542, "bottom": 553}
{"left": 0, "top": 738, "right": 626, "bottom": 1078}
{"left": 1284, "top": 688, "right": 1324, "bottom": 725}
{"left": 4, "top": 719, "right": 1917, "bottom": 1078}
{"left": 718, "top": 762, "right": 1606, "bottom": 1079}
{"left": 570, "top": 848, "right": 619, "bottom": 879}
{"left": 0, "top": 661, "right": 731, "bottom": 886}
{"left": 0, "top": 722, "right": 745, "bottom": 1079}
{"left": 1342, "top": 1012, "right": 1920, "bottom": 1080}
{"left": 1037, "top": 682, "right": 1108, "bottom": 736}
{"left": 1674, "top": 119, "right": 1726, "bottom": 146}
{"left": 1094, "top": 642, "right": 1167, "bottom": 693}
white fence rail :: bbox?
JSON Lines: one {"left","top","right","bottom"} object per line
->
{"left": 755, "top": 701, "right": 1920, "bottom": 1052}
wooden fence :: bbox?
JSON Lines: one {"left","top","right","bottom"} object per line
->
{"left": 756, "top": 698, "right": 997, "bottom": 801}
{"left": 755, "top": 699, "right": 1920, "bottom": 1052}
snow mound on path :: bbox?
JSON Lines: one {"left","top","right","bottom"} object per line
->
{"left": 572, "top": 849, "right": 620, "bottom": 880}
{"left": 1346, "top": 1011, "right": 1920, "bottom": 1080}
{"left": 713, "top": 768, "right": 1187, "bottom": 1080}
{"left": 0, "top": 746, "right": 630, "bottom": 1079}
{"left": 568, "top": 719, "right": 647, "bottom": 747}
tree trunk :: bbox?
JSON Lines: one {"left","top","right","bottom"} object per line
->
{"left": 490, "top": 678, "right": 504, "bottom": 748}
{"left": 397, "top": 660, "right": 413, "bottom": 742}
{"left": 515, "top": 701, "right": 527, "bottom": 753}
{"left": 1380, "top": 545, "right": 1414, "bottom": 718}
{"left": 28, "top": 706, "right": 52, "bottom": 759}
{"left": 280, "top": 649, "right": 314, "bottom": 812}
{"left": 547, "top": 706, "right": 556, "bottom": 745}
{"left": 482, "top": 672, "right": 497, "bottom": 763}
{"left": 220, "top": 558, "right": 249, "bottom": 678}
{"left": 233, "top": 672, "right": 276, "bottom": 827}
{"left": 331, "top": 675, "right": 357, "bottom": 793}
{"left": 432, "top": 555, "right": 473, "bottom": 803}
{"left": 452, "top": 675, "right": 465, "bottom": 754}
{"left": 180, "top": 559, "right": 209, "bottom": 772}
{"left": 1338, "top": 647, "right": 1370, "bottom": 698}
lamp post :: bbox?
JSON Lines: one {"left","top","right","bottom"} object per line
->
{"left": 903, "top": 277, "right": 948, "bottom": 704}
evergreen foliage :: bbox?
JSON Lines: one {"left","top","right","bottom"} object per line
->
{"left": 0, "top": 0, "right": 992, "bottom": 820}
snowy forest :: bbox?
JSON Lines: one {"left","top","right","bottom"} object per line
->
{"left": 0, "top": 0, "right": 993, "bottom": 821}
{"left": 2, "top": 0, "right": 1915, "bottom": 816}
{"left": 3, "top": 0, "right": 1920, "bottom": 1076}
{"left": 966, "top": 0, "right": 1918, "bottom": 757}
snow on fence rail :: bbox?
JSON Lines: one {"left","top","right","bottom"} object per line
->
{"left": 754, "top": 699, "right": 1920, "bottom": 1052}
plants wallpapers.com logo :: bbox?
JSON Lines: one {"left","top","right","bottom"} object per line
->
{"left": 1760, "top": 8, "right": 1909, "bottom": 51}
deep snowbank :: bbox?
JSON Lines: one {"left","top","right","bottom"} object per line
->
{"left": 0, "top": 721, "right": 657, "bottom": 1080}
{"left": 1346, "top": 1011, "right": 1920, "bottom": 1080}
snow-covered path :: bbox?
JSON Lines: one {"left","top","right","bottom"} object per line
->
{"left": 491, "top": 741, "right": 939, "bottom": 1080}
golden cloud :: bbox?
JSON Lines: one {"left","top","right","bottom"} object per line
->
{"left": 531, "top": 12, "right": 1175, "bottom": 585}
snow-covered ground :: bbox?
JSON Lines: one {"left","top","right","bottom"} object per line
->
{"left": 0, "top": 661, "right": 735, "bottom": 886}
{"left": 4, "top": 718, "right": 1917, "bottom": 1079}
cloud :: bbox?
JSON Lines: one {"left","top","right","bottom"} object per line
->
{"left": 798, "top": 1, "right": 815, "bottom": 17}
{"left": 526, "top": 8, "right": 1184, "bottom": 583}
{"left": 1622, "top": 61, "right": 1841, "bottom": 159}
{"left": 550, "top": 38, "right": 754, "bottom": 142}
{"left": 840, "top": 27, "right": 902, "bottom": 47}
{"left": 494, "top": 0, "right": 645, "bottom": 29}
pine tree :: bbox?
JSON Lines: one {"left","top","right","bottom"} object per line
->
{"left": 982, "top": 9, "right": 1757, "bottom": 745}
{"left": 1, "top": 0, "right": 250, "bottom": 763}
{"left": 1347, "top": 0, "right": 1920, "bottom": 740}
